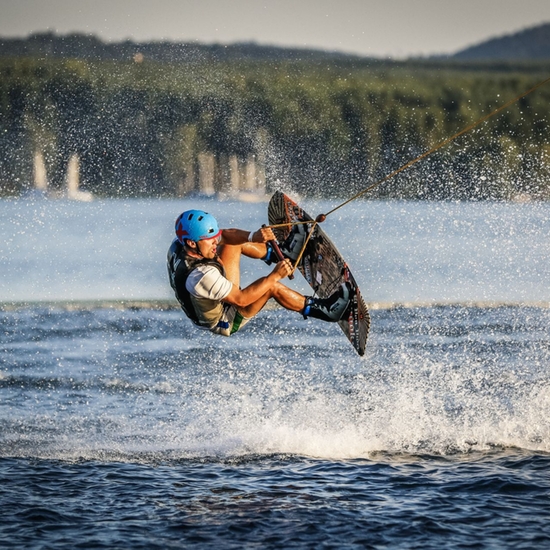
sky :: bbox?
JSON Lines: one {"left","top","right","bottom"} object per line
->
{"left": 1, "top": 0, "right": 550, "bottom": 59}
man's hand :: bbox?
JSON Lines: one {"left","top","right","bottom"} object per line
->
{"left": 250, "top": 226, "right": 276, "bottom": 243}
{"left": 272, "top": 258, "right": 294, "bottom": 280}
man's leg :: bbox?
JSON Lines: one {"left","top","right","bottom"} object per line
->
{"left": 217, "top": 242, "right": 267, "bottom": 287}
{"left": 238, "top": 281, "right": 351, "bottom": 323}
{"left": 218, "top": 242, "right": 305, "bottom": 318}
{"left": 217, "top": 242, "right": 349, "bottom": 322}
{"left": 238, "top": 282, "right": 306, "bottom": 319}
{"left": 217, "top": 243, "right": 245, "bottom": 287}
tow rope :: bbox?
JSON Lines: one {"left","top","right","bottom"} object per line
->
{"left": 267, "top": 74, "right": 550, "bottom": 276}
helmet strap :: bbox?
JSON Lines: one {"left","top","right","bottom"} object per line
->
{"left": 194, "top": 241, "right": 206, "bottom": 259}
{"left": 184, "top": 239, "right": 202, "bottom": 257}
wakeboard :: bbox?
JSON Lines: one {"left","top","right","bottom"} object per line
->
{"left": 268, "top": 191, "right": 370, "bottom": 356}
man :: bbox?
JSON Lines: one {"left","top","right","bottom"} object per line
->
{"left": 167, "top": 209, "right": 351, "bottom": 336}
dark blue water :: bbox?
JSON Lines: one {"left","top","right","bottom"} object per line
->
{"left": 3, "top": 453, "right": 550, "bottom": 549}
{"left": 1, "top": 304, "right": 549, "bottom": 548}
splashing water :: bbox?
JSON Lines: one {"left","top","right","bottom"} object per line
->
{"left": 2, "top": 305, "right": 548, "bottom": 462}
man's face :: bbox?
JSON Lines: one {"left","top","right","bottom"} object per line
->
{"left": 196, "top": 235, "right": 220, "bottom": 259}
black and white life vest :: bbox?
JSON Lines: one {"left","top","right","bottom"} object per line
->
{"left": 166, "top": 239, "right": 225, "bottom": 327}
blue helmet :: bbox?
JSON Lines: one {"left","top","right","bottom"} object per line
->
{"left": 175, "top": 210, "right": 221, "bottom": 244}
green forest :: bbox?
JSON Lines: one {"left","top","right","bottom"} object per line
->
{"left": 1, "top": 55, "right": 549, "bottom": 200}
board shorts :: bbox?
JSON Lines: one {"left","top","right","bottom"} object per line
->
{"left": 210, "top": 304, "right": 251, "bottom": 337}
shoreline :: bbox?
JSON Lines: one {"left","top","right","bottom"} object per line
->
{"left": 1, "top": 299, "right": 549, "bottom": 311}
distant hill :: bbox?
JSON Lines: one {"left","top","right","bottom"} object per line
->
{"left": 0, "top": 31, "right": 362, "bottom": 63}
{"left": 3, "top": 27, "right": 550, "bottom": 64}
{"left": 453, "top": 22, "right": 550, "bottom": 60}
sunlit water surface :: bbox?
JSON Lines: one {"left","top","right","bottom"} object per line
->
{"left": 1, "top": 198, "right": 549, "bottom": 548}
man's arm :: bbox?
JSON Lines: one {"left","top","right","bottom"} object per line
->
{"left": 220, "top": 227, "right": 275, "bottom": 246}
{"left": 222, "top": 259, "right": 293, "bottom": 309}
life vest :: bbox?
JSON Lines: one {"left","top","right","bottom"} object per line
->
{"left": 166, "top": 239, "right": 225, "bottom": 327}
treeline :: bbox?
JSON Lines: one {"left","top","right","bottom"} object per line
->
{"left": 0, "top": 31, "right": 362, "bottom": 63}
{"left": 1, "top": 56, "right": 549, "bottom": 200}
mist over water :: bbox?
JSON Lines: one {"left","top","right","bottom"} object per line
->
{"left": 1, "top": 198, "right": 549, "bottom": 304}
{"left": 1, "top": 197, "right": 549, "bottom": 548}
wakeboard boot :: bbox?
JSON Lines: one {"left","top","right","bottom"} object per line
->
{"left": 262, "top": 223, "right": 307, "bottom": 265}
{"left": 303, "top": 282, "right": 352, "bottom": 322}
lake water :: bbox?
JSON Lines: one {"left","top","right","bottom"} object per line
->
{"left": 1, "top": 197, "right": 549, "bottom": 305}
{"left": 1, "top": 197, "right": 549, "bottom": 548}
